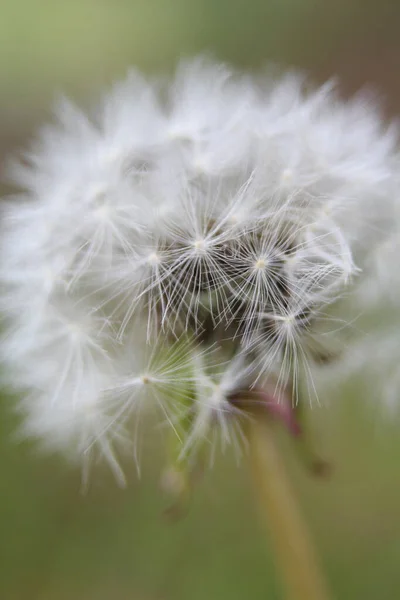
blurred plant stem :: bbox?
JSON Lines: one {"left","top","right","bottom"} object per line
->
{"left": 249, "top": 418, "right": 332, "bottom": 600}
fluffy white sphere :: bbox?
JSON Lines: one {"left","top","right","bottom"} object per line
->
{"left": 1, "top": 57, "right": 399, "bottom": 480}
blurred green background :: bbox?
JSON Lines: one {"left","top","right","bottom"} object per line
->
{"left": 1, "top": 1, "right": 400, "bottom": 598}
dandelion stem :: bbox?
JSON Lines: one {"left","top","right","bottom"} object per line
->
{"left": 249, "top": 417, "right": 332, "bottom": 600}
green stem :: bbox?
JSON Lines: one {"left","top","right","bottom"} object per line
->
{"left": 249, "top": 418, "right": 332, "bottom": 600}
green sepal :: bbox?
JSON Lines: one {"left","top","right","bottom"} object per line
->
{"left": 160, "top": 376, "right": 206, "bottom": 518}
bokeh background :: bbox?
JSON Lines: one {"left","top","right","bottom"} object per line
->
{"left": 1, "top": 1, "right": 400, "bottom": 598}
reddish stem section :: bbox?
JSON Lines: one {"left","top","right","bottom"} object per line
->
{"left": 254, "top": 387, "right": 302, "bottom": 437}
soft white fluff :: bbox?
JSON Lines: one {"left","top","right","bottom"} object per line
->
{"left": 1, "top": 57, "right": 399, "bottom": 479}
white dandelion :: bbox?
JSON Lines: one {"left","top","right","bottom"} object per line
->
{"left": 1, "top": 57, "right": 400, "bottom": 484}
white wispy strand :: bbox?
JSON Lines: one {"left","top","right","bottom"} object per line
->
{"left": 1, "top": 57, "right": 400, "bottom": 480}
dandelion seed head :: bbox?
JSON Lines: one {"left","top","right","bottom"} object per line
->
{"left": 1, "top": 56, "right": 400, "bottom": 482}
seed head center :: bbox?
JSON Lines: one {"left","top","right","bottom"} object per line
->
{"left": 255, "top": 258, "right": 268, "bottom": 270}
{"left": 281, "top": 168, "right": 293, "bottom": 181}
{"left": 193, "top": 238, "right": 206, "bottom": 251}
{"left": 148, "top": 252, "right": 160, "bottom": 265}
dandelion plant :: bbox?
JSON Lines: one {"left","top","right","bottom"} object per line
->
{"left": 2, "top": 57, "right": 400, "bottom": 599}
